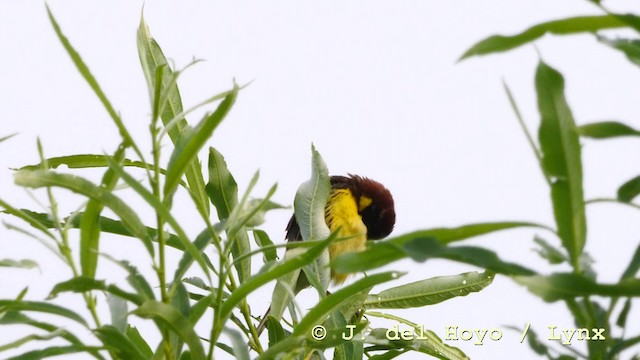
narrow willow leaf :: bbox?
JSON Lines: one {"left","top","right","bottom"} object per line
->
{"left": 0, "top": 199, "right": 56, "bottom": 240}
{"left": 171, "top": 228, "right": 213, "bottom": 292}
{"left": 597, "top": 35, "right": 640, "bottom": 67}
{"left": 577, "top": 121, "right": 640, "bottom": 139}
{"left": 219, "top": 235, "right": 335, "bottom": 327}
{"left": 364, "top": 271, "right": 494, "bottom": 309}
{"left": 294, "top": 144, "right": 332, "bottom": 291}
{"left": 266, "top": 316, "right": 286, "bottom": 347}
{"left": 14, "top": 170, "right": 154, "bottom": 255}
{"left": 20, "top": 154, "right": 156, "bottom": 172}
{"left": 0, "top": 311, "right": 86, "bottom": 348}
{"left": 132, "top": 300, "right": 205, "bottom": 359}
{"left": 95, "top": 326, "right": 148, "bottom": 360}
{"left": 505, "top": 325, "right": 553, "bottom": 357}
{"left": 126, "top": 326, "right": 153, "bottom": 359}
{"left": 333, "top": 222, "right": 544, "bottom": 273}
{"left": 0, "top": 133, "right": 17, "bottom": 144}
{"left": 0, "top": 300, "right": 88, "bottom": 327}
{"left": 459, "top": 15, "right": 627, "bottom": 60}
{"left": 205, "top": 147, "right": 250, "bottom": 282}
{"left": 536, "top": 61, "right": 586, "bottom": 269}
{"left": 137, "top": 14, "right": 210, "bottom": 217}
{"left": 621, "top": 243, "right": 640, "bottom": 280}
{"left": 0, "top": 330, "right": 66, "bottom": 353}
{"left": 164, "top": 86, "right": 238, "bottom": 199}
{"left": 253, "top": 230, "right": 278, "bottom": 262}
{"left": 513, "top": 273, "right": 640, "bottom": 302}
{"left": 616, "top": 298, "right": 632, "bottom": 328}
{"left": 618, "top": 175, "right": 640, "bottom": 203}
{"left": 81, "top": 146, "right": 125, "bottom": 278}
{"left": 47, "top": 5, "right": 139, "bottom": 153}
{"left": 292, "top": 271, "right": 402, "bottom": 337}
{"left": 48, "top": 276, "right": 142, "bottom": 305}
{"left": 19, "top": 210, "right": 185, "bottom": 250}
{"left": 0, "top": 259, "right": 38, "bottom": 270}
{"left": 6, "top": 345, "right": 97, "bottom": 360}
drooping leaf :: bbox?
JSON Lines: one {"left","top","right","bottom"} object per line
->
{"left": 460, "top": 15, "right": 628, "bottom": 60}
{"left": 536, "top": 61, "right": 586, "bottom": 270}
{"left": 47, "top": 276, "right": 142, "bottom": 305}
{"left": 364, "top": 271, "right": 494, "bottom": 309}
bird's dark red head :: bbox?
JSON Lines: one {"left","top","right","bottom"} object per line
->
{"left": 331, "top": 174, "right": 396, "bottom": 240}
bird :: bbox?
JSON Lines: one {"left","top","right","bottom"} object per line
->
{"left": 256, "top": 174, "right": 395, "bottom": 334}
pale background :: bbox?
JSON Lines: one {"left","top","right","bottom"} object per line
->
{"left": 1, "top": 1, "right": 640, "bottom": 359}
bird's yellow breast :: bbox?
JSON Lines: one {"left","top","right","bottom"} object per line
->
{"left": 325, "top": 188, "right": 367, "bottom": 284}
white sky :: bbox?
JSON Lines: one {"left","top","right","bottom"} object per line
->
{"left": 1, "top": 1, "right": 640, "bottom": 359}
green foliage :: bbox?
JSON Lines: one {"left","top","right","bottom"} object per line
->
{"left": 460, "top": 1, "right": 640, "bottom": 358}
{"left": 3, "top": 2, "right": 640, "bottom": 360}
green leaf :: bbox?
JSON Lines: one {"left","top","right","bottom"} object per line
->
{"left": 206, "top": 147, "right": 239, "bottom": 220}
{"left": 81, "top": 146, "right": 125, "bottom": 278}
{"left": 616, "top": 298, "right": 632, "bottom": 328}
{"left": 364, "top": 271, "right": 494, "bottom": 309}
{"left": 577, "top": 121, "right": 640, "bottom": 139}
{"left": 13, "top": 170, "right": 154, "bottom": 255}
{"left": 266, "top": 316, "right": 286, "bottom": 347}
{"left": 205, "top": 147, "right": 250, "bottom": 282}
{"left": 95, "top": 326, "right": 148, "bottom": 360}
{"left": 294, "top": 144, "right": 332, "bottom": 242}
{"left": 47, "top": 276, "right": 142, "bottom": 305}
{"left": 0, "top": 133, "right": 17, "bottom": 144}
{"left": 132, "top": 300, "right": 205, "bottom": 359}
{"left": 0, "top": 300, "right": 88, "bottom": 327}
{"left": 164, "top": 87, "right": 238, "bottom": 200}
{"left": 0, "top": 259, "right": 38, "bottom": 270}
{"left": 618, "top": 175, "right": 640, "bottom": 203}
{"left": 293, "top": 145, "right": 332, "bottom": 293}
{"left": 292, "top": 271, "right": 402, "bottom": 337}
{"left": 333, "top": 222, "right": 544, "bottom": 273}
{"left": 598, "top": 35, "right": 640, "bottom": 67}
{"left": 536, "top": 61, "right": 586, "bottom": 270}
{"left": 125, "top": 326, "right": 153, "bottom": 359}
{"left": 513, "top": 273, "right": 640, "bottom": 302}
{"left": 137, "top": 14, "right": 210, "bottom": 217}
{"left": 253, "top": 230, "right": 278, "bottom": 262}
{"left": 20, "top": 154, "right": 156, "bottom": 172}
{"left": 460, "top": 15, "right": 628, "bottom": 60}
{"left": 6, "top": 345, "right": 98, "bottom": 360}
{"left": 365, "top": 326, "right": 469, "bottom": 360}
{"left": 47, "top": 5, "right": 139, "bottom": 152}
